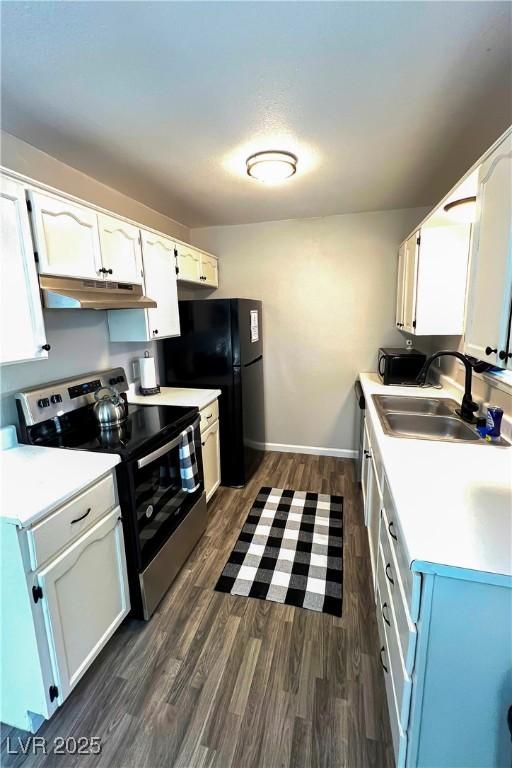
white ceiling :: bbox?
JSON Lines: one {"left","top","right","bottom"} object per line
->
{"left": 1, "top": 2, "right": 511, "bottom": 228}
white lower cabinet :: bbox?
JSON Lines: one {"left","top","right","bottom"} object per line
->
{"left": 199, "top": 401, "right": 221, "bottom": 503}
{"left": 365, "top": 406, "right": 511, "bottom": 767}
{"left": 0, "top": 472, "right": 130, "bottom": 732}
{"left": 37, "top": 508, "right": 129, "bottom": 702}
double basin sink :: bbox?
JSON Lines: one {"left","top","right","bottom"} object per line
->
{"left": 372, "top": 394, "right": 509, "bottom": 446}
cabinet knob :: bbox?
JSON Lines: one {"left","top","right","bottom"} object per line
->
{"left": 153, "top": 329, "right": 159, "bottom": 335}
{"left": 107, "top": 268, "right": 113, "bottom": 275}
{"left": 485, "top": 346, "right": 498, "bottom": 355}
{"left": 498, "top": 350, "right": 512, "bottom": 361}
{"left": 41, "top": 343, "right": 51, "bottom": 352}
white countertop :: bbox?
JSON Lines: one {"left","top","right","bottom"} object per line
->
{"left": 359, "top": 374, "right": 512, "bottom": 579}
{"left": 0, "top": 426, "right": 120, "bottom": 528}
{"left": 127, "top": 383, "right": 221, "bottom": 410}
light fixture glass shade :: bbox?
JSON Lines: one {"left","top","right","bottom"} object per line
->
{"left": 443, "top": 196, "right": 477, "bottom": 223}
{"left": 246, "top": 151, "right": 297, "bottom": 183}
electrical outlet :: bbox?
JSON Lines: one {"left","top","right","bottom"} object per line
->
{"left": 132, "top": 360, "right": 140, "bottom": 380}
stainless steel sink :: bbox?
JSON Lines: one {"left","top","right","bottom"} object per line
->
{"left": 371, "top": 394, "right": 509, "bottom": 446}
{"left": 373, "top": 395, "right": 458, "bottom": 416}
{"left": 383, "top": 412, "right": 481, "bottom": 442}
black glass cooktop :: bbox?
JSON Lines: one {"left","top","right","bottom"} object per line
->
{"left": 26, "top": 403, "right": 198, "bottom": 461}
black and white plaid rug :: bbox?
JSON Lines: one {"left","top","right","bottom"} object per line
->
{"left": 215, "top": 487, "right": 343, "bottom": 616}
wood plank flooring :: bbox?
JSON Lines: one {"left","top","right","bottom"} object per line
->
{"left": 1, "top": 452, "right": 394, "bottom": 768}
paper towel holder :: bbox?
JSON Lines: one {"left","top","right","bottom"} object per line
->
{"left": 139, "top": 350, "right": 161, "bottom": 396}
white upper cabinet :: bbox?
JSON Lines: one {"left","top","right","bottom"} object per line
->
{"left": 402, "top": 233, "right": 419, "bottom": 333}
{"left": 200, "top": 252, "right": 218, "bottom": 287}
{"left": 142, "top": 231, "right": 180, "bottom": 339}
{"left": 176, "top": 242, "right": 219, "bottom": 288}
{"left": 97, "top": 213, "right": 143, "bottom": 284}
{"left": 28, "top": 190, "right": 102, "bottom": 280}
{"left": 464, "top": 132, "right": 512, "bottom": 369}
{"left": 107, "top": 229, "right": 180, "bottom": 342}
{"left": 395, "top": 243, "right": 406, "bottom": 329}
{"left": 176, "top": 243, "right": 202, "bottom": 283}
{"left": 1, "top": 177, "right": 49, "bottom": 365}
{"left": 396, "top": 225, "right": 470, "bottom": 336}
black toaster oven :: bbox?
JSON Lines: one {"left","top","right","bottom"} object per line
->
{"left": 378, "top": 347, "right": 426, "bottom": 386}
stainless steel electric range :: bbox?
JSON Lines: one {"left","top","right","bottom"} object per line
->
{"left": 15, "top": 367, "right": 207, "bottom": 620}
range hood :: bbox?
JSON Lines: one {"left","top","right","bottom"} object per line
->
{"left": 39, "top": 275, "right": 157, "bottom": 310}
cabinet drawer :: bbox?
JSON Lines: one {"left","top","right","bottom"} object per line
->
{"left": 376, "top": 585, "right": 408, "bottom": 767}
{"left": 376, "top": 553, "right": 413, "bottom": 734}
{"left": 200, "top": 400, "right": 219, "bottom": 433}
{"left": 379, "top": 516, "right": 417, "bottom": 675}
{"left": 382, "top": 478, "right": 421, "bottom": 621}
{"left": 27, "top": 474, "right": 117, "bottom": 569}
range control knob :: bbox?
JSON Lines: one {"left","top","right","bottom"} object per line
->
{"left": 37, "top": 398, "right": 50, "bottom": 408}
{"left": 50, "top": 394, "right": 62, "bottom": 404}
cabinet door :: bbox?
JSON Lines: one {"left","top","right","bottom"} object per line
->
{"left": 37, "top": 508, "right": 129, "bottom": 703}
{"left": 202, "top": 419, "right": 221, "bottom": 502}
{"left": 97, "top": 213, "right": 143, "bottom": 284}
{"left": 361, "top": 420, "right": 370, "bottom": 512}
{"left": 395, "top": 243, "right": 406, "bottom": 329}
{"left": 176, "top": 243, "right": 202, "bottom": 284}
{"left": 402, "top": 232, "right": 419, "bottom": 333}
{"left": 465, "top": 133, "right": 512, "bottom": 367}
{"left": 200, "top": 253, "right": 219, "bottom": 288}
{"left": 1, "top": 178, "right": 48, "bottom": 365}
{"left": 28, "top": 190, "right": 102, "bottom": 280}
{"left": 367, "top": 458, "right": 382, "bottom": 588}
{"left": 141, "top": 230, "right": 180, "bottom": 339}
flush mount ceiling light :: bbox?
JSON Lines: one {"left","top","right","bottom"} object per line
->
{"left": 246, "top": 150, "right": 298, "bottom": 183}
{"left": 443, "top": 196, "right": 477, "bottom": 223}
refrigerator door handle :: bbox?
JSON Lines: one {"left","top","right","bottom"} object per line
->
{"left": 243, "top": 355, "right": 263, "bottom": 368}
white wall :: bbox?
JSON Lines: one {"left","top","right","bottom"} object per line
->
{"left": 192, "top": 207, "right": 428, "bottom": 455}
{"left": 0, "top": 133, "right": 189, "bottom": 430}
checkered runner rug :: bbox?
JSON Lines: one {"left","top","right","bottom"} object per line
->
{"left": 215, "top": 487, "right": 343, "bottom": 616}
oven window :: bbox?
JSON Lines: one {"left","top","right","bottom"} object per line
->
{"left": 134, "top": 440, "right": 199, "bottom": 569}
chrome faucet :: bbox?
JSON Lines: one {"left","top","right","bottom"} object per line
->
{"left": 416, "top": 350, "right": 479, "bottom": 423}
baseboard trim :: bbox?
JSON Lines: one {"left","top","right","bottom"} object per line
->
{"left": 258, "top": 441, "right": 357, "bottom": 459}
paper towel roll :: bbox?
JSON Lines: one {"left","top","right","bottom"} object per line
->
{"left": 139, "top": 353, "right": 157, "bottom": 390}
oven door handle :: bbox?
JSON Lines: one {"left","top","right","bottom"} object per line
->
{"left": 137, "top": 418, "right": 200, "bottom": 469}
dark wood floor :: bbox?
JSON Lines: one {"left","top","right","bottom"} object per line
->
{"left": 1, "top": 452, "right": 393, "bottom": 768}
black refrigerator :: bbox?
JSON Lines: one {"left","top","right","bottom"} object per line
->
{"left": 162, "top": 299, "right": 265, "bottom": 487}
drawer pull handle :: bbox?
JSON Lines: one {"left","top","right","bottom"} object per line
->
{"left": 206, "top": 413, "right": 213, "bottom": 419}
{"left": 71, "top": 507, "right": 91, "bottom": 525}
{"left": 388, "top": 521, "right": 398, "bottom": 541}
{"left": 379, "top": 646, "right": 388, "bottom": 673}
{"left": 385, "top": 562, "right": 394, "bottom": 586}
{"left": 382, "top": 602, "right": 391, "bottom": 627}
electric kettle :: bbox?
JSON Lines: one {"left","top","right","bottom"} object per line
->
{"left": 93, "top": 386, "right": 127, "bottom": 428}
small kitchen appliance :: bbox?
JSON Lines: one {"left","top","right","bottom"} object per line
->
{"left": 16, "top": 368, "right": 206, "bottom": 620}
{"left": 378, "top": 347, "right": 427, "bottom": 386}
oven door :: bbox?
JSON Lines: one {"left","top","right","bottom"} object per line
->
{"left": 129, "top": 418, "right": 203, "bottom": 571}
